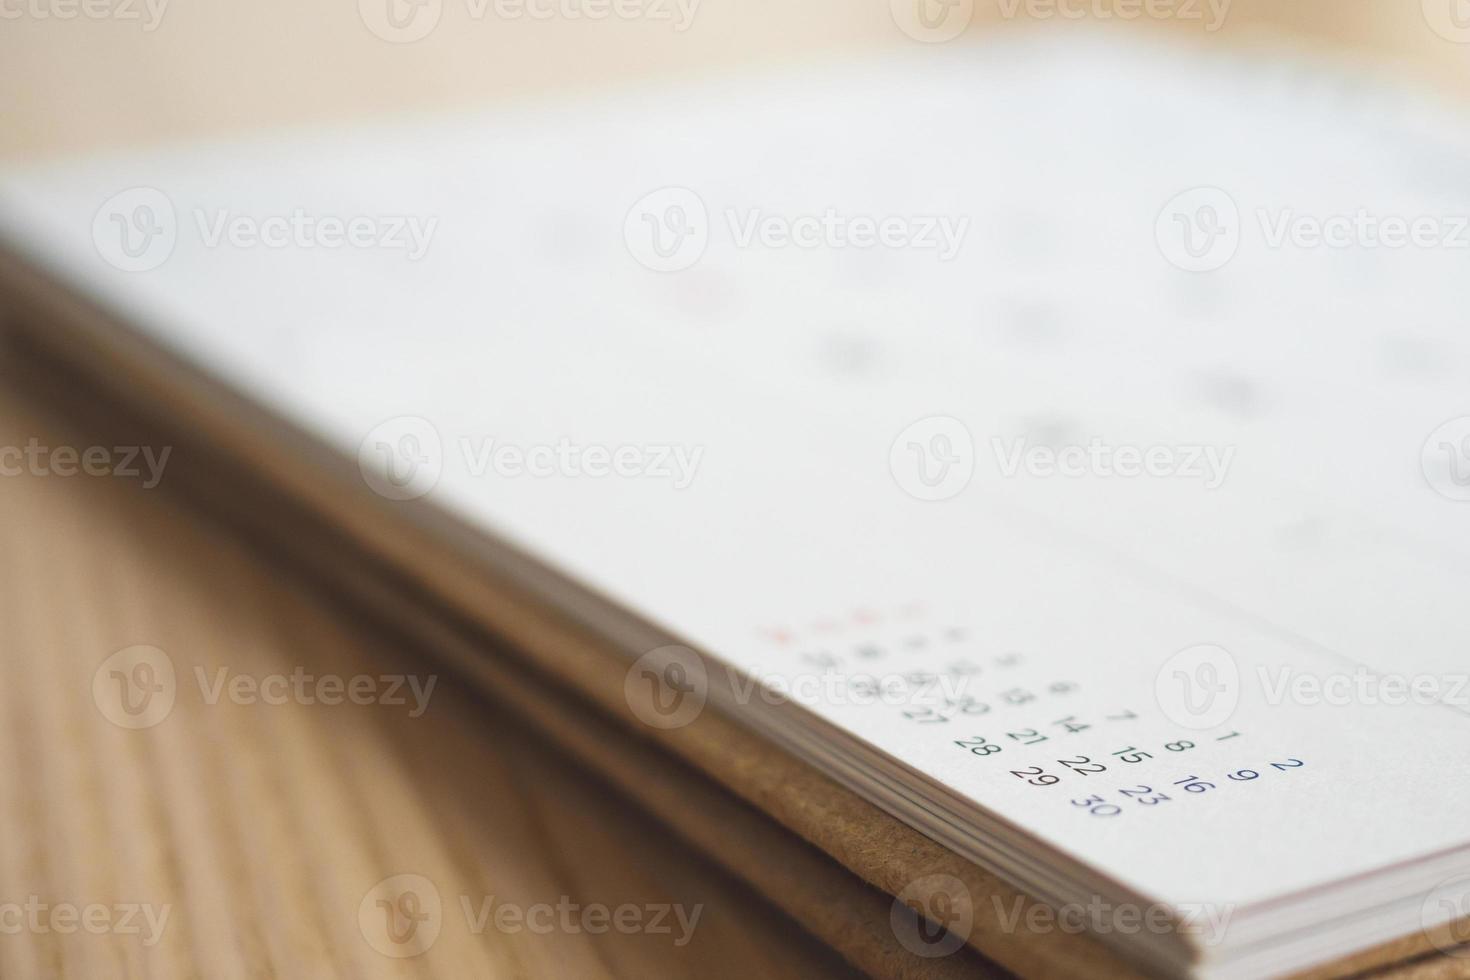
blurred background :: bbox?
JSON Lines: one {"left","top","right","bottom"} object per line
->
{"left": 2, "top": 1, "right": 1468, "bottom": 162}
{"left": 0, "top": 3, "right": 1468, "bottom": 979}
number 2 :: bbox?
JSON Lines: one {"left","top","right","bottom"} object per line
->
{"left": 1009, "top": 766, "right": 1059, "bottom": 786}
{"left": 1058, "top": 756, "right": 1106, "bottom": 775}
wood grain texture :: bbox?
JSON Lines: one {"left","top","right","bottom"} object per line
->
{"left": 0, "top": 378, "right": 870, "bottom": 979}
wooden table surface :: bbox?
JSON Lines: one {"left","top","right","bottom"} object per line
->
{"left": 0, "top": 380, "right": 865, "bottom": 978}
{"left": 0, "top": 5, "right": 1466, "bottom": 978}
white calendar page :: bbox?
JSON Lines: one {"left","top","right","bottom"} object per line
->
{"left": 5, "top": 31, "right": 1470, "bottom": 969}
